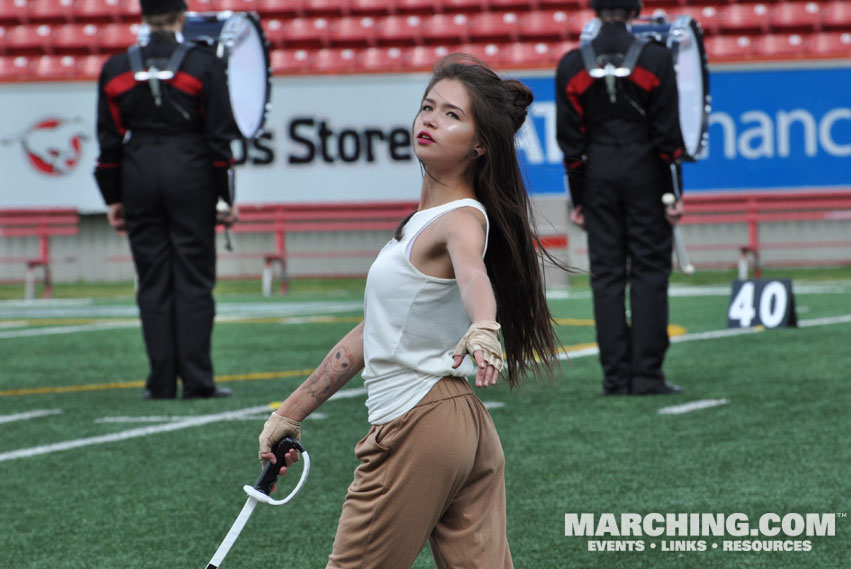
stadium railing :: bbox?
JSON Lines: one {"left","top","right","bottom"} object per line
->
{"left": 0, "top": 207, "right": 79, "bottom": 299}
{"left": 680, "top": 190, "right": 851, "bottom": 276}
{"left": 226, "top": 201, "right": 418, "bottom": 295}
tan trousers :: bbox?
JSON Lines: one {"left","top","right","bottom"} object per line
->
{"left": 326, "top": 376, "right": 514, "bottom": 569}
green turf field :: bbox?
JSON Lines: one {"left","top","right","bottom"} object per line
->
{"left": 0, "top": 270, "right": 849, "bottom": 568}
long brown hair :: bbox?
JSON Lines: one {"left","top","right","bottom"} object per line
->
{"left": 408, "top": 54, "right": 569, "bottom": 388}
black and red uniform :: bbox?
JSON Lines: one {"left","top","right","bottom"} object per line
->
{"left": 94, "top": 31, "right": 237, "bottom": 398}
{"left": 556, "top": 21, "right": 684, "bottom": 395}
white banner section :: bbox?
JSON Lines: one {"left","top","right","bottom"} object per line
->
{"left": 0, "top": 74, "right": 430, "bottom": 211}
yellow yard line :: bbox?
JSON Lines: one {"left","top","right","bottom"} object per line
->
{"left": 0, "top": 369, "right": 314, "bottom": 397}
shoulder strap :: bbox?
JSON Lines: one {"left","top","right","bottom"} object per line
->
{"left": 126, "top": 43, "right": 195, "bottom": 107}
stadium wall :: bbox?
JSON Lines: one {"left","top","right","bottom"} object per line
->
{"left": 0, "top": 62, "right": 848, "bottom": 284}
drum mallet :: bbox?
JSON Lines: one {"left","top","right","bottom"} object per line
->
{"left": 662, "top": 193, "right": 695, "bottom": 275}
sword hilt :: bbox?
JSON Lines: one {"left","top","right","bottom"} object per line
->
{"left": 255, "top": 437, "right": 304, "bottom": 496}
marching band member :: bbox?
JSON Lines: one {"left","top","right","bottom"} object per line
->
{"left": 93, "top": 0, "right": 239, "bottom": 399}
{"left": 556, "top": 0, "right": 685, "bottom": 395}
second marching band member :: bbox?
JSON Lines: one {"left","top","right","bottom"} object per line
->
{"left": 556, "top": 0, "right": 685, "bottom": 395}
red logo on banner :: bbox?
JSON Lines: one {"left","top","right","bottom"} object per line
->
{"left": 2, "top": 117, "right": 90, "bottom": 176}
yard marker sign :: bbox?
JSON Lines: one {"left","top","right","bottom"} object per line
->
{"left": 727, "top": 279, "right": 797, "bottom": 329}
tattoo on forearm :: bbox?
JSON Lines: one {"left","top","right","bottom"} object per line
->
{"left": 301, "top": 345, "right": 356, "bottom": 402}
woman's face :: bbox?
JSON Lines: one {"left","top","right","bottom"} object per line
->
{"left": 413, "top": 78, "right": 480, "bottom": 165}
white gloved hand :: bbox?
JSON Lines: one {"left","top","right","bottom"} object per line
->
{"left": 452, "top": 320, "right": 504, "bottom": 371}
{"left": 258, "top": 413, "right": 301, "bottom": 465}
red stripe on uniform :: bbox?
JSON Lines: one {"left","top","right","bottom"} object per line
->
{"left": 566, "top": 160, "right": 584, "bottom": 170}
{"left": 168, "top": 71, "right": 202, "bottom": 96}
{"left": 104, "top": 71, "right": 136, "bottom": 136}
{"left": 629, "top": 66, "right": 660, "bottom": 92}
{"left": 97, "top": 162, "right": 120, "bottom": 169}
{"left": 104, "top": 71, "right": 136, "bottom": 98}
{"left": 566, "top": 70, "right": 594, "bottom": 122}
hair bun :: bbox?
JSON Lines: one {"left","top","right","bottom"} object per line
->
{"left": 502, "top": 79, "right": 534, "bottom": 133}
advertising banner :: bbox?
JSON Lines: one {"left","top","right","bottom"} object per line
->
{"left": 0, "top": 64, "right": 848, "bottom": 210}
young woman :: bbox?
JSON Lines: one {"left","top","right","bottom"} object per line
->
{"left": 258, "top": 54, "right": 564, "bottom": 569}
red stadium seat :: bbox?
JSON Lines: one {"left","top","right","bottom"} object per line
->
{"left": 443, "top": 0, "right": 488, "bottom": 12}
{"left": 350, "top": 0, "right": 396, "bottom": 16}
{"left": 456, "top": 42, "right": 502, "bottom": 66}
{"left": 405, "top": 44, "right": 452, "bottom": 69}
{"left": 704, "top": 34, "right": 754, "bottom": 61}
{"left": 186, "top": 0, "right": 217, "bottom": 11}
{"left": 329, "top": 16, "right": 377, "bottom": 46}
{"left": 822, "top": 1, "right": 851, "bottom": 30}
{"left": 35, "top": 54, "right": 78, "bottom": 79}
{"left": 769, "top": 2, "right": 821, "bottom": 33}
{"left": 270, "top": 48, "right": 310, "bottom": 73}
{"left": 753, "top": 33, "right": 806, "bottom": 59}
{"left": 5, "top": 24, "right": 52, "bottom": 53}
{"left": 490, "top": 0, "right": 535, "bottom": 10}
{"left": 258, "top": 0, "right": 302, "bottom": 18}
{"left": 213, "top": 0, "right": 263, "bottom": 12}
{"left": 302, "top": 0, "right": 349, "bottom": 17}
{"left": 118, "top": 0, "right": 141, "bottom": 19}
{"left": 311, "top": 47, "right": 358, "bottom": 72}
{"left": 262, "top": 18, "right": 286, "bottom": 47}
{"left": 468, "top": 11, "right": 520, "bottom": 42}
{"left": 396, "top": 0, "right": 443, "bottom": 14}
{"left": 422, "top": 13, "right": 471, "bottom": 44}
{"left": 518, "top": 10, "right": 571, "bottom": 42}
{"left": 0, "top": 0, "right": 31, "bottom": 25}
{"left": 53, "top": 24, "right": 100, "bottom": 53}
{"left": 281, "top": 17, "right": 331, "bottom": 48}
{"left": 359, "top": 46, "right": 405, "bottom": 70}
{"left": 79, "top": 53, "right": 109, "bottom": 79}
{"left": 98, "top": 22, "right": 140, "bottom": 51}
{"left": 74, "top": 0, "right": 124, "bottom": 22}
{"left": 567, "top": 9, "right": 597, "bottom": 37}
{"left": 0, "top": 54, "right": 34, "bottom": 80}
{"left": 375, "top": 15, "right": 424, "bottom": 45}
{"left": 808, "top": 31, "right": 851, "bottom": 58}
{"left": 501, "top": 41, "right": 562, "bottom": 67}
{"left": 537, "top": 0, "right": 587, "bottom": 9}
{"left": 718, "top": 4, "right": 770, "bottom": 35}
{"left": 551, "top": 39, "right": 579, "bottom": 60}
{"left": 29, "top": 0, "right": 76, "bottom": 23}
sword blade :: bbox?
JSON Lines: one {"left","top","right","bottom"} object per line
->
{"left": 205, "top": 497, "right": 258, "bottom": 569}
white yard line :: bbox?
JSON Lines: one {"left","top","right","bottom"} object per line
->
{"left": 657, "top": 399, "right": 730, "bottom": 415}
{"left": 0, "top": 408, "right": 62, "bottom": 424}
{"left": 0, "top": 405, "right": 270, "bottom": 463}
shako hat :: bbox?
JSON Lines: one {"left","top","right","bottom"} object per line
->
{"left": 140, "top": 0, "right": 187, "bottom": 15}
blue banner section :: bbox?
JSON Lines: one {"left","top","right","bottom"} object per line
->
{"left": 516, "top": 66, "right": 851, "bottom": 195}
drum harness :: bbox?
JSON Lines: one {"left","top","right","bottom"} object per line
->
{"left": 580, "top": 35, "right": 650, "bottom": 115}
{"left": 127, "top": 41, "right": 194, "bottom": 119}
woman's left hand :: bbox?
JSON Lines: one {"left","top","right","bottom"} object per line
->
{"left": 453, "top": 349, "right": 501, "bottom": 388}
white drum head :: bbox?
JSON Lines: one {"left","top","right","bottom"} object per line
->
{"left": 223, "top": 14, "right": 268, "bottom": 139}
{"left": 671, "top": 17, "right": 707, "bottom": 160}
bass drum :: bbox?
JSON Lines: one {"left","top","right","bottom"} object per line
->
{"left": 182, "top": 11, "right": 271, "bottom": 139}
{"left": 581, "top": 15, "right": 711, "bottom": 161}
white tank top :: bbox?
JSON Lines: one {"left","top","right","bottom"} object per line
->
{"left": 362, "top": 198, "right": 489, "bottom": 425}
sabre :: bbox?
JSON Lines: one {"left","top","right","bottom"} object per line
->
{"left": 204, "top": 437, "right": 310, "bottom": 569}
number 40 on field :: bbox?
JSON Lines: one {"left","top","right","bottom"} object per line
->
{"left": 727, "top": 279, "right": 798, "bottom": 329}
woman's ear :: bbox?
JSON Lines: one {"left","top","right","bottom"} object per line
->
{"left": 473, "top": 143, "right": 486, "bottom": 158}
